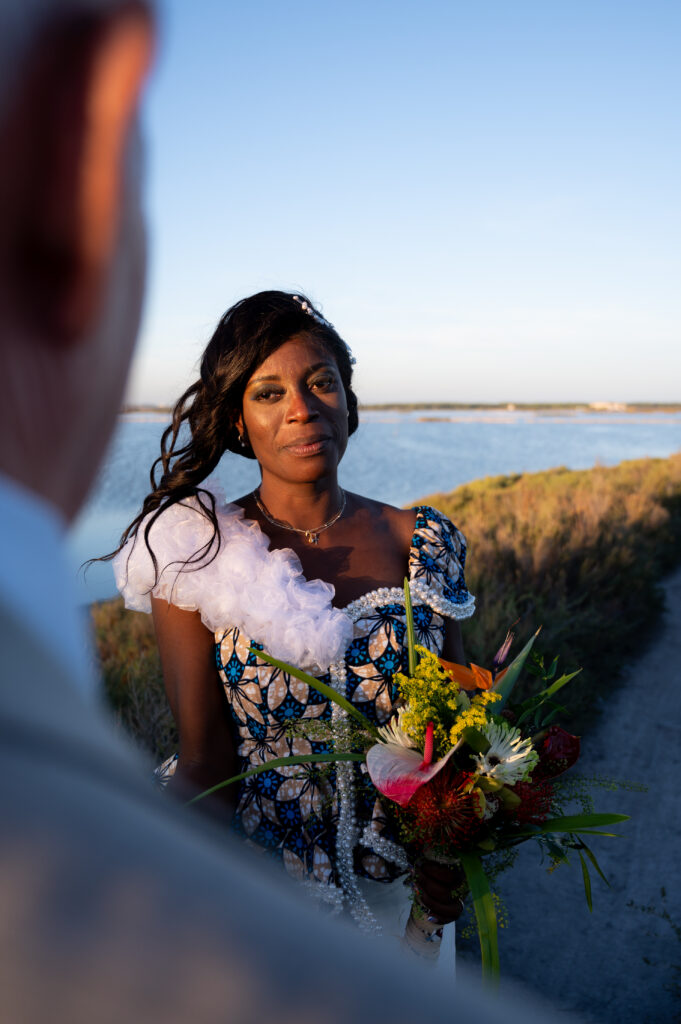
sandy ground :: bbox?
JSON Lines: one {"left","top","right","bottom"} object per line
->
{"left": 458, "top": 564, "right": 681, "bottom": 1023}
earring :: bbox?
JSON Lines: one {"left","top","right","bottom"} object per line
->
{"left": 238, "top": 433, "right": 246, "bottom": 448}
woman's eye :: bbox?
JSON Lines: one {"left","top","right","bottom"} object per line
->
{"left": 310, "top": 375, "right": 337, "bottom": 391}
{"left": 254, "top": 388, "right": 282, "bottom": 401}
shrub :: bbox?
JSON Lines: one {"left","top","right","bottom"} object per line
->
{"left": 422, "top": 454, "right": 681, "bottom": 729}
{"left": 91, "top": 597, "right": 177, "bottom": 760}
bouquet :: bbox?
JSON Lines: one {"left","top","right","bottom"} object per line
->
{"left": 194, "top": 580, "right": 629, "bottom": 983}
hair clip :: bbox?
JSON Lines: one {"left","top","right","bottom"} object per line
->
{"left": 292, "top": 294, "right": 333, "bottom": 329}
{"left": 291, "top": 295, "right": 356, "bottom": 365}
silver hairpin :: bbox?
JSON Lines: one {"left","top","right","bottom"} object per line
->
{"left": 292, "top": 295, "right": 333, "bottom": 329}
{"left": 291, "top": 295, "right": 356, "bottom": 364}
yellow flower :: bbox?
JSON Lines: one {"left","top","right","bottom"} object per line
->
{"left": 448, "top": 690, "right": 501, "bottom": 744}
{"left": 395, "top": 646, "right": 502, "bottom": 755}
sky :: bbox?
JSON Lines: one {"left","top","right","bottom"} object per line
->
{"left": 127, "top": 0, "right": 681, "bottom": 406}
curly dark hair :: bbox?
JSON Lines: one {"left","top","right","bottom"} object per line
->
{"left": 99, "top": 291, "right": 359, "bottom": 583}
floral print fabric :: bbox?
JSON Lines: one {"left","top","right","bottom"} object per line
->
{"left": 216, "top": 506, "right": 474, "bottom": 888}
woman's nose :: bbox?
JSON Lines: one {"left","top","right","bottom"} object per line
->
{"left": 285, "top": 388, "right": 318, "bottom": 422}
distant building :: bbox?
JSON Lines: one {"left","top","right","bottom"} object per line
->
{"left": 589, "top": 401, "right": 627, "bottom": 412}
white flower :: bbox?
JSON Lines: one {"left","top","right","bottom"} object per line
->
{"left": 474, "top": 720, "right": 538, "bottom": 785}
{"left": 377, "top": 708, "right": 417, "bottom": 749}
{"left": 482, "top": 794, "right": 499, "bottom": 820}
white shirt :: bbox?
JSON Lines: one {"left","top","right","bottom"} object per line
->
{"left": 0, "top": 472, "right": 95, "bottom": 699}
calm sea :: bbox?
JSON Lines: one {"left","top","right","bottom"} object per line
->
{"left": 71, "top": 409, "right": 681, "bottom": 604}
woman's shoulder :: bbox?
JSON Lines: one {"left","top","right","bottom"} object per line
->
{"left": 411, "top": 504, "right": 466, "bottom": 548}
{"left": 343, "top": 494, "right": 468, "bottom": 567}
{"left": 346, "top": 493, "right": 412, "bottom": 527}
{"left": 411, "top": 506, "right": 469, "bottom": 575}
{"left": 113, "top": 482, "right": 354, "bottom": 672}
{"left": 344, "top": 494, "right": 416, "bottom": 557}
{"left": 112, "top": 483, "right": 250, "bottom": 614}
{"left": 407, "top": 505, "right": 474, "bottom": 617}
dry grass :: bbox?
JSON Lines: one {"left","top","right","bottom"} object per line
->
{"left": 91, "top": 597, "right": 176, "bottom": 760}
{"left": 422, "top": 454, "right": 681, "bottom": 728}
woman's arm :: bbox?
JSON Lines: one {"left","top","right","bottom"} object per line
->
{"left": 151, "top": 597, "right": 238, "bottom": 821}
{"left": 440, "top": 617, "right": 465, "bottom": 663}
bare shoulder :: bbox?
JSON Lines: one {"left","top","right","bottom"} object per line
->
{"left": 347, "top": 493, "right": 417, "bottom": 549}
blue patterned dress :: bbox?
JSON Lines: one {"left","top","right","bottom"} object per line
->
{"left": 192, "top": 505, "right": 475, "bottom": 893}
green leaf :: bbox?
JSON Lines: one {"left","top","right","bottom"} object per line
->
{"left": 509, "top": 826, "right": 624, "bottom": 844}
{"left": 404, "top": 577, "right": 417, "bottom": 676}
{"left": 461, "top": 726, "right": 491, "bottom": 754}
{"left": 493, "top": 628, "right": 541, "bottom": 710}
{"left": 515, "top": 668, "right": 581, "bottom": 726}
{"left": 538, "top": 813, "right": 629, "bottom": 832}
{"left": 580, "top": 839, "right": 611, "bottom": 887}
{"left": 497, "top": 786, "right": 522, "bottom": 810}
{"left": 187, "top": 752, "right": 366, "bottom": 804}
{"left": 250, "top": 648, "right": 379, "bottom": 738}
{"left": 541, "top": 705, "right": 566, "bottom": 727}
{"left": 514, "top": 696, "right": 543, "bottom": 727}
{"left": 458, "top": 851, "right": 499, "bottom": 987}
{"left": 542, "top": 668, "right": 582, "bottom": 699}
{"left": 476, "top": 776, "right": 505, "bottom": 793}
{"left": 578, "top": 850, "right": 593, "bottom": 912}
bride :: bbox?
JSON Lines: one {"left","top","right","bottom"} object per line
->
{"left": 111, "top": 290, "right": 475, "bottom": 962}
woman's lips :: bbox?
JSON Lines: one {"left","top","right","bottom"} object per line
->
{"left": 284, "top": 436, "right": 331, "bottom": 457}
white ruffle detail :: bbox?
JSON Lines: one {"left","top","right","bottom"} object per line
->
{"left": 112, "top": 483, "right": 354, "bottom": 675}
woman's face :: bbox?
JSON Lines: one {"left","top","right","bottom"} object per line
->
{"left": 238, "top": 333, "right": 349, "bottom": 485}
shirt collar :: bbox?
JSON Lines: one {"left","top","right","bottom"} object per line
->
{"left": 0, "top": 473, "right": 96, "bottom": 700}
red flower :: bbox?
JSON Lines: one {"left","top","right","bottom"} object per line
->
{"left": 512, "top": 779, "right": 555, "bottom": 824}
{"left": 532, "top": 726, "right": 580, "bottom": 780}
{"left": 399, "top": 764, "right": 486, "bottom": 849}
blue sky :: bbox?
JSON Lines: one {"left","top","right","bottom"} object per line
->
{"left": 128, "top": 0, "right": 681, "bottom": 405}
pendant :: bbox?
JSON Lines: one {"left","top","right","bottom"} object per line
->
{"left": 305, "top": 531, "right": 319, "bottom": 544}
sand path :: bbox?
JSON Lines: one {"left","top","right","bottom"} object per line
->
{"left": 459, "top": 564, "right": 681, "bottom": 1023}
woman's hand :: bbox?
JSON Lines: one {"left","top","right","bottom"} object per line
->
{"left": 413, "top": 857, "right": 467, "bottom": 924}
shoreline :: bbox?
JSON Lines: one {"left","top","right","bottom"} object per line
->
{"left": 121, "top": 401, "right": 681, "bottom": 416}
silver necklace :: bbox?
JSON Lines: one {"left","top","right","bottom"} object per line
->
{"left": 252, "top": 488, "right": 346, "bottom": 545}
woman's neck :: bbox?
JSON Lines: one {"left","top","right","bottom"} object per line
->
{"left": 255, "top": 476, "right": 344, "bottom": 533}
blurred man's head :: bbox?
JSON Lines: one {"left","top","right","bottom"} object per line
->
{"left": 0, "top": 0, "right": 154, "bottom": 521}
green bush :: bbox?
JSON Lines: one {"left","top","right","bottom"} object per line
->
{"left": 422, "top": 454, "right": 681, "bottom": 730}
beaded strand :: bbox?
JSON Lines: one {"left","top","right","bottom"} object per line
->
{"left": 300, "top": 583, "right": 475, "bottom": 930}
{"left": 329, "top": 657, "right": 380, "bottom": 934}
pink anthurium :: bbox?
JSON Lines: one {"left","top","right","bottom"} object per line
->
{"left": 366, "top": 721, "right": 456, "bottom": 808}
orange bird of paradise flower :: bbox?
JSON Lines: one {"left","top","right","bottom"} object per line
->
{"left": 438, "top": 630, "right": 515, "bottom": 691}
{"left": 437, "top": 658, "right": 507, "bottom": 691}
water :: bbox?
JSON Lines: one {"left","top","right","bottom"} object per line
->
{"left": 71, "top": 409, "right": 681, "bottom": 604}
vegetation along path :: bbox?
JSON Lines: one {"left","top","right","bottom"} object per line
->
{"left": 458, "top": 563, "right": 681, "bottom": 1022}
